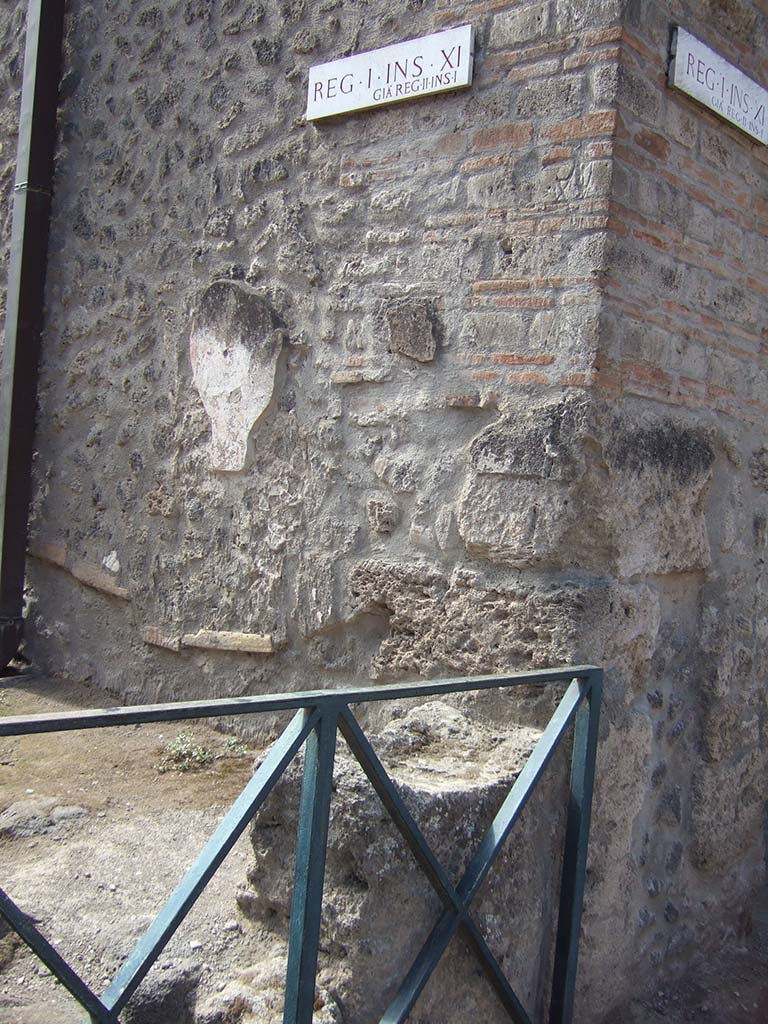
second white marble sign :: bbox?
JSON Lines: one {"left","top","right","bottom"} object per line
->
{"left": 669, "top": 27, "right": 767, "bottom": 145}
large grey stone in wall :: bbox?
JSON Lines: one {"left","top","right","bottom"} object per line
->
{"left": 348, "top": 558, "right": 608, "bottom": 714}
{"left": 384, "top": 298, "right": 439, "bottom": 362}
{"left": 490, "top": 2, "right": 551, "bottom": 47}
{"left": 189, "top": 281, "right": 284, "bottom": 472}
{"left": 456, "top": 405, "right": 714, "bottom": 578}
{"left": 457, "top": 399, "right": 586, "bottom": 569}
{"left": 457, "top": 475, "right": 581, "bottom": 568}
{"left": 603, "top": 418, "right": 715, "bottom": 578}
{"left": 469, "top": 403, "right": 581, "bottom": 481}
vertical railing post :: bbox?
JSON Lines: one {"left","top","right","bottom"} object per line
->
{"left": 549, "top": 670, "right": 602, "bottom": 1024}
{"left": 283, "top": 707, "right": 339, "bottom": 1024}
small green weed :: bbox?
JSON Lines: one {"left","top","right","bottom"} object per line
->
{"left": 155, "top": 731, "right": 215, "bottom": 773}
{"left": 223, "top": 736, "right": 249, "bottom": 757}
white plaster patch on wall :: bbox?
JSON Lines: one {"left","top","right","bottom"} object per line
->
{"left": 190, "top": 281, "right": 284, "bottom": 472}
{"left": 102, "top": 550, "right": 120, "bottom": 574}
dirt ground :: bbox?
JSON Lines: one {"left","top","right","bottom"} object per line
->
{"left": 0, "top": 668, "right": 293, "bottom": 1024}
{"left": 0, "top": 670, "right": 767, "bottom": 1024}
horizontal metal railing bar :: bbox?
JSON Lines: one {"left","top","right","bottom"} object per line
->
{"left": 0, "top": 666, "right": 599, "bottom": 736}
{"left": 102, "top": 709, "right": 319, "bottom": 1014}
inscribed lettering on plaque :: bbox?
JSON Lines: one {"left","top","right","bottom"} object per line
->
{"left": 306, "top": 25, "right": 474, "bottom": 121}
{"left": 668, "top": 27, "right": 767, "bottom": 145}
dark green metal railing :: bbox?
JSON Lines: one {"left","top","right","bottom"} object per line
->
{"left": 0, "top": 665, "right": 602, "bottom": 1023}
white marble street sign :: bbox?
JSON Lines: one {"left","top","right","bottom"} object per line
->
{"left": 306, "top": 24, "right": 474, "bottom": 121}
{"left": 668, "top": 26, "right": 767, "bottom": 145}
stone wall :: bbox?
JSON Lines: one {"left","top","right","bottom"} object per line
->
{"left": 578, "top": 0, "right": 768, "bottom": 1012}
{"left": 0, "top": 0, "right": 26, "bottom": 331}
{"left": 24, "top": 0, "right": 626, "bottom": 717}
{"left": 0, "top": 0, "right": 765, "bottom": 1020}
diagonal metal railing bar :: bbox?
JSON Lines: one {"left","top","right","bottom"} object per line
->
{"left": 0, "top": 887, "right": 117, "bottom": 1024}
{"left": 338, "top": 706, "right": 462, "bottom": 910}
{"left": 461, "top": 916, "right": 533, "bottom": 1024}
{"left": 379, "top": 678, "right": 586, "bottom": 1024}
{"left": 0, "top": 666, "right": 602, "bottom": 1024}
{"left": 457, "top": 678, "right": 585, "bottom": 906}
{"left": 378, "top": 909, "right": 535, "bottom": 1024}
{"left": 102, "top": 708, "right": 319, "bottom": 1015}
{"left": 380, "top": 904, "right": 462, "bottom": 1024}
{"left": 338, "top": 706, "right": 531, "bottom": 1024}
{"left": 283, "top": 709, "right": 339, "bottom": 1024}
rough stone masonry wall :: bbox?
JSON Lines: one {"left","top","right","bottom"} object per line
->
{"left": 0, "top": 0, "right": 764, "bottom": 1020}
{"left": 573, "top": 0, "right": 768, "bottom": 1014}
{"left": 23, "top": 0, "right": 624, "bottom": 723}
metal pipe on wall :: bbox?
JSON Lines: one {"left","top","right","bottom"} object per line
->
{"left": 0, "top": 0, "right": 66, "bottom": 668}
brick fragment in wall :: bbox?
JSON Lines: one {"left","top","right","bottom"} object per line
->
{"left": 70, "top": 560, "right": 131, "bottom": 600}
{"left": 28, "top": 543, "right": 130, "bottom": 602}
{"left": 180, "top": 629, "right": 274, "bottom": 654}
{"left": 383, "top": 298, "right": 440, "bottom": 363}
{"left": 142, "top": 627, "right": 182, "bottom": 653}
{"left": 28, "top": 541, "right": 66, "bottom": 569}
{"left": 331, "top": 366, "right": 391, "bottom": 385}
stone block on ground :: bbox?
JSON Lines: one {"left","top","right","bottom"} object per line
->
{"left": 237, "top": 701, "right": 569, "bottom": 1024}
